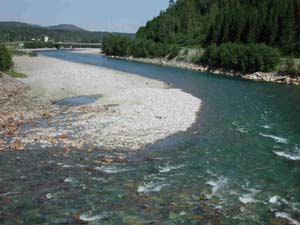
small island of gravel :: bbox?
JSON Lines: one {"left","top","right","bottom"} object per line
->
{"left": 6, "top": 53, "right": 201, "bottom": 151}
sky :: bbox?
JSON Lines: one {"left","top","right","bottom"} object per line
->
{"left": 0, "top": 0, "right": 169, "bottom": 33}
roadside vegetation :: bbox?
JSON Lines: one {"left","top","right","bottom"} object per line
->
{"left": 103, "top": 0, "right": 300, "bottom": 76}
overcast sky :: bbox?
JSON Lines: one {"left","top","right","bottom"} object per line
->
{"left": 0, "top": 0, "right": 169, "bottom": 33}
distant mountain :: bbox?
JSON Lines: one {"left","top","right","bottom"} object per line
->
{"left": 0, "top": 21, "right": 135, "bottom": 43}
{"left": 0, "top": 21, "right": 42, "bottom": 28}
{"left": 47, "top": 24, "right": 86, "bottom": 32}
{"left": 0, "top": 22, "right": 86, "bottom": 31}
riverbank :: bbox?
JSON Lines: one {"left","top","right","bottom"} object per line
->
{"left": 1, "top": 54, "right": 201, "bottom": 151}
{"left": 0, "top": 72, "right": 55, "bottom": 151}
{"left": 2, "top": 51, "right": 300, "bottom": 225}
{"left": 108, "top": 55, "right": 300, "bottom": 85}
{"left": 21, "top": 48, "right": 101, "bottom": 55}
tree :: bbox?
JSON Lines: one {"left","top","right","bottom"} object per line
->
{"left": 116, "top": 0, "right": 300, "bottom": 57}
{"left": 277, "top": 1, "right": 296, "bottom": 55}
{"left": 201, "top": 43, "right": 281, "bottom": 73}
{"left": 0, "top": 45, "right": 12, "bottom": 71}
{"left": 285, "top": 58, "right": 297, "bottom": 76}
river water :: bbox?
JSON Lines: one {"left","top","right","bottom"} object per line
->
{"left": 1, "top": 50, "right": 300, "bottom": 224}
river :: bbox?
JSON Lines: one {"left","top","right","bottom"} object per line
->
{"left": 1, "top": 50, "right": 300, "bottom": 224}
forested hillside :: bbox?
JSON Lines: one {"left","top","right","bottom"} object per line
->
{"left": 137, "top": 0, "right": 300, "bottom": 56}
{"left": 0, "top": 22, "right": 134, "bottom": 43}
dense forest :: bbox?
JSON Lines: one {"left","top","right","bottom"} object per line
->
{"left": 103, "top": 0, "right": 300, "bottom": 74}
{"left": 0, "top": 22, "right": 134, "bottom": 43}
{"left": 137, "top": 0, "right": 300, "bottom": 57}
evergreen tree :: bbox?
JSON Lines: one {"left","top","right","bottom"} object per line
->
{"left": 0, "top": 45, "right": 12, "bottom": 71}
{"left": 134, "top": 0, "right": 300, "bottom": 56}
{"left": 278, "top": 1, "right": 296, "bottom": 55}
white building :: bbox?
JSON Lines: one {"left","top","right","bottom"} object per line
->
{"left": 44, "top": 36, "right": 49, "bottom": 43}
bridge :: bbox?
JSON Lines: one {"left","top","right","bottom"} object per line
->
{"left": 54, "top": 42, "right": 102, "bottom": 49}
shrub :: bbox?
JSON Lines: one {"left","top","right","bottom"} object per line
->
{"left": 168, "top": 46, "right": 180, "bottom": 60}
{"left": 129, "top": 39, "right": 149, "bottom": 58}
{"left": 284, "top": 58, "right": 300, "bottom": 77}
{"left": 102, "top": 34, "right": 177, "bottom": 59}
{"left": 202, "top": 44, "right": 219, "bottom": 65}
{"left": 102, "top": 34, "right": 131, "bottom": 56}
{"left": 201, "top": 43, "right": 281, "bottom": 73}
{"left": 286, "top": 58, "right": 296, "bottom": 74}
{"left": 0, "top": 45, "right": 13, "bottom": 71}
{"left": 190, "top": 51, "right": 203, "bottom": 64}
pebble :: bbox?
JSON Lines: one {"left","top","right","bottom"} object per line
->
{"left": 1, "top": 55, "right": 201, "bottom": 152}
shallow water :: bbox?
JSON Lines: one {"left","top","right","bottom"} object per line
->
{"left": 54, "top": 95, "right": 101, "bottom": 107}
{"left": 1, "top": 50, "right": 300, "bottom": 224}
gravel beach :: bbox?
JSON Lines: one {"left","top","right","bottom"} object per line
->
{"left": 8, "top": 54, "right": 201, "bottom": 150}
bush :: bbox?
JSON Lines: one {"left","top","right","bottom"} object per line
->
{"left": 201, "top": 43, "right": 281, "bottom": 73}
{"left": 102, "top": 34, "right": 176, "bottom": 59}
{"left": 0, "top": 45, "right": 13, "bottom": 71}
{"left": 168, "top": 46, "right": 180, "bottom": 60}
{"left": 129, "top": 39, "right": 149, "bottom": 58}
{"left": 284, "top": 58, "right": 300, "bottom": 77}
{"left": 286, "top": 58, "right": 296, "bottom": 74}
{"left": 183, "top": 49, "right": 189, "bottom": 56}
{"left": 102, "top": 34, "right": 131, "bottom": 56}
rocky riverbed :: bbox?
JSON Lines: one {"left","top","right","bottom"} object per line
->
{"left": 0, "top": 55, "right": 201, "bottom": 152}
{"left": 0, "top": 72, "right": 56, "bottom": 151}
{"left": 109, "top": 55, "right": 300, "bottom": 85}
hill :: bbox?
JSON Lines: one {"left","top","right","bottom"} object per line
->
{"left": 0, "top": 21, "right": 42, "bottom": 29}
{"left": 102, "top": 0, "right": 300, "bottom": 78}
{"left": 47, "top": 24, "right": 86, "bottom": 32}
{"left": 137, "top": 0, "right": 300, "bottom": 57}
{"left": 0, "top": 21, "right": 134, "bottom": 43}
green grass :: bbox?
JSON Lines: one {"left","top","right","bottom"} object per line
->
{"left": 6, "top": 70, "right": 28, "bottom": 78}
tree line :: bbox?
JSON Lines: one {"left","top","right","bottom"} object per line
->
{"left": 137, "top": 0, "right": 300, "bottom": 57}
{"left": 102, "top": 34, "right": 179, "bottom": 59}
{"left": 102, "top": 0, "right": 300, "bottom": 75}
{"left": 0, "top": 22, "right": 134, "bottom": 43}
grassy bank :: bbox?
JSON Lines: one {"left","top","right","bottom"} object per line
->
{"left": 6, "top": 70, "right": 27, "bottom": 78}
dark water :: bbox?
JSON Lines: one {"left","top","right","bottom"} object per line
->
{"left": 1, "top": 50, "right": 300, "bottom": 224}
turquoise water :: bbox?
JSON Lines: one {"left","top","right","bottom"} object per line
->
{"left": 0, "top": 50, "right": 300, "bottom": 224}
